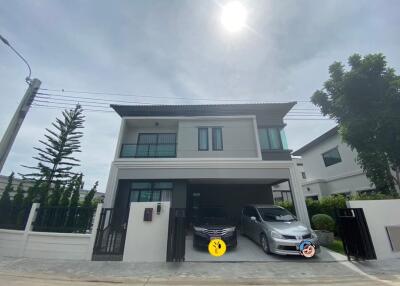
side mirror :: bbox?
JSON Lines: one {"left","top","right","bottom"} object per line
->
{"left": 250, "top": 216, "right": 257, "bottom": 222}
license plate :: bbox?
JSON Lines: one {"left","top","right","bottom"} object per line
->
{"left": 210, "top": 237, "right": 221, "bottom": 240}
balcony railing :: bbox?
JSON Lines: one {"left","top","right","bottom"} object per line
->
{"left": 120, "top": 143, "right": 177, "bottom": 158}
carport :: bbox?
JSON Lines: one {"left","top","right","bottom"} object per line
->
{"left": 184, "top": 179, "right": 294, "bottom": 262}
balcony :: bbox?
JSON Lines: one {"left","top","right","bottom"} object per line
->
{"left": 120, "top": 143, "right": 177, "bottom": 158}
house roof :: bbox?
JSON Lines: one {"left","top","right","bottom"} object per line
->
{"left": 110, "top": 102, "right": 296, "bottom": 118}
{"left": 292, "top": 126, "right": 339, "bottom": 156}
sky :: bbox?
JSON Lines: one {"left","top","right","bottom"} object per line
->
{"left": 1, "top": 0, "right": 400, "bottom": 192}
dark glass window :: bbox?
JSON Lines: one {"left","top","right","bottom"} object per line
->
{"left": 212, "top": 127, "right": 223, "bottom": 151}
{"left": 198, "top": 128, "right": 209, "bottom": 151}
{"left": 258, "top": 127, "right": 283, "bottom": 150}
{"left": 301, "top": 172, "right": 307, "bottom": 179}
{"left": 129, "top": 181, "right": 173, "bottom": 203}
{"left": 322, "top": 147, "right": 342, "bottom": 167}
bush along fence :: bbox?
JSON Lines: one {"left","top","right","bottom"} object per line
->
{"left": 0, "top": 205, "right": 32, "bottom": 230}
{"left": 33, "top": 206, "right": 96, "bottom": 233}
{"left": 0, "top": 203, "right": 103, "bottom": 261}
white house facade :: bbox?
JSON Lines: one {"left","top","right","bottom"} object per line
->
{"left": 292, "top": 126, "right": 375, "bottom": 199}
{"left": 101, "top": 103, "right": 309, "bottom": 261}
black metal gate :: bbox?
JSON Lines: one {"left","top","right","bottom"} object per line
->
{"left": 92, "top": 208, "right": 127, "bottom": 261}
{"left": 167, "top": 208, "right": 186, "bottom": 262}
{"left": 336, "top": 208, "right": 376, "bottom": 261}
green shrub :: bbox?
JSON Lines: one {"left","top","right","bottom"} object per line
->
{"left": 350, "top": 192, "right": 399, "bottom": 201}
{"left": 311, "top": 214, "right": 335, "bottom": 232}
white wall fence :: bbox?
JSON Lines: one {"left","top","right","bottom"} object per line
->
{"left": 0, "top": 203, "right": 102, "bottom": 261}
{"left": 347, "top": 199, "right": 400, "bottom": 260}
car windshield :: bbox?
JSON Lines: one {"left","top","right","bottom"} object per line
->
{"left": 196, "top": 208, "right": 230, "bottom": 225}
{"left": 257, "top": 207, "right": 296, "bottom": 222}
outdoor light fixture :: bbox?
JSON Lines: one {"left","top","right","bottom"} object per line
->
{"left": 220, "top": 1, "right": 247, "bottom": 33}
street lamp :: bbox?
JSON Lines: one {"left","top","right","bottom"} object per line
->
{"left": 0, "top": 34, "right": 41, "bottom": 172}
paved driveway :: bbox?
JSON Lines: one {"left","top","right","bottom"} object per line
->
{"left": 185, "top": 234, "right": 347, "bottom": 262}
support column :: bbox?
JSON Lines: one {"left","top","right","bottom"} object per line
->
{"left": 87, "top": 203, "right": 103, "bottom": 260}
{"left": 20, "top": 203, "right": 40, "bottom": 257}
{"left": 103, "top": 164, "right": 119, "bottom": 208}
{"left": 288, "top": 165, "right": 310, "bottom": 227}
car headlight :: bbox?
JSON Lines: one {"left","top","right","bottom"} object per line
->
{"left": 225, "top": 227, "right": 236, "bottom": 232}
{"left": 193, "top": 226, "right": 207, "bottom": 232}
{"left": 271, "top": 231, "right": 284, "bottom": 239}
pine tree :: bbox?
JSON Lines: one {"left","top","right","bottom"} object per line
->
{"left": 60, "top": 176, "right": 76, "bottom": 207}
{"left": 13, "top": 182, "right": 24, "bottom": 209}
{"left": 48, "top": 181, "right": 62, "bottom": 206}
{"left": 82, "top": 181, "right": 98, "bottom": 208}
{"left": 70, "top": 173, "right": 83, "bottom": 208}
{"left": 22, "top": 104, "right": 85, "bottom": 186}
{"left": 0, "top": 173, "right": 14, "bottom": 225}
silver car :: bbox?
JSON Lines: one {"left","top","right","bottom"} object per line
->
{"left": 241, "top": 204, "right": 319, "bottom": 255}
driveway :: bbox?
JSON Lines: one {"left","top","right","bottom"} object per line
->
{"left": 186, "top": 234, "right": 346, "bottom": 262}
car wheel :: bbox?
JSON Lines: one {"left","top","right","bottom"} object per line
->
{"left": 260, "top": 234, "right": 271, "bottom": 254}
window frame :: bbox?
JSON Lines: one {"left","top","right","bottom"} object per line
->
{"left": 198, "top": 127, "right": 209, "bottom": 151}
{"left": 128, "top": 181, "right": 173, "bottom": 204}
{"left": 212, "top": 127, "right": 223, "bottom": 151}
{"left": 258, "top": 127, "right": 283, "bottom": 151}
{"left": 322, "top": 147, "right": 342, "bottom": 167}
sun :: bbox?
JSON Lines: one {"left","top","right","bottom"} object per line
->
{"left": 220, "top": 1, "right": 247, "bottom": 33}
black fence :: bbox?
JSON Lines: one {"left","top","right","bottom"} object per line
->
{"left": 92, "top": 208, "right": 127, "bottom": 261}
{"left": 336, "top": 208, "right": 376, "bottom": 260}
{"left": 33, "top": 206, "right": 96, "bottom": 233}
{"left": 0, "top": 205, "right": 32, "bottom": 230}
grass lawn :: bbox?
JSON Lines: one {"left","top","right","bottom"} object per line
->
{"left": 325, "top": 239, "right": 345, "bottom": 255}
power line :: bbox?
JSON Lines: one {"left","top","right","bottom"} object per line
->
{"left": 31, "top": 103, "right": 114, "bottom": 113}
{"left": 39, "top": 88, "right": 313, "bottom": 103}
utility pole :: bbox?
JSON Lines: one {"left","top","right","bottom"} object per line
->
{"left": 0, "top": 79, "right": 41, "bottom": 172}
{"left": 0, "top": 34, "right": 40, "bottom": 173}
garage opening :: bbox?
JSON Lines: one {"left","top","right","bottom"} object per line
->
{"left": 185, "top": 180, "right": 292, "bottom": 262}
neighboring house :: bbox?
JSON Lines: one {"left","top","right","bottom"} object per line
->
{"left": 292, "top": 126, "right": 376, "bottom": 199}
{"left": 103, "top": 103, "right": 309, "bottom": 242}
{"left": 0, "top": 175, "right": 104, "bottom": 202}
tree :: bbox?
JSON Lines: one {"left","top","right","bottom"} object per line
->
{"left": 312, "top": 53, "right": 400, "bottom": 194}
{"left": 0, "top": 173, "right": 14, "bottom": 225}
{"left": 12, "top": 182, "right": 24, "bottom": 209}
{"left": 82, "top": 181, "right": 98, "bottom": 208}
{"left": 22, "top": 104, "right": 85, "bottom": 187}
{"left": 48, "top": 181, "right": 63, "bottom": 206}
{"left": 59, "top": 176, "right": 76, "bottom": 207}
{"left": 70, "top": 173, "right": 83, "bottom": 208}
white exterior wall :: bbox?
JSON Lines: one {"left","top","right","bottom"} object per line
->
{"left": 347, "top": 199, "right": 400, "bottom": 260}
{"left": 177, "top": 117, "right": 258, "bottom": 158}
{"left": 0, "top": 229, "right": 25, "bottom": 256}
{"left": 299, "top": 133, "right": 374, "bottom": 197}
{"left": 0, "top": 203, "right": 103, "bottom": 261}
{"left": 123, "top": 202, "right": 170, "bottom": 262}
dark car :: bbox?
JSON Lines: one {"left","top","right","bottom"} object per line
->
{"left": 192, "top": 207, "right": 237, "bottom": 249}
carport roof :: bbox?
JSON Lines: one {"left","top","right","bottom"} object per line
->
{"left": 111, "top": 102, "right": 296, "bottom": 118}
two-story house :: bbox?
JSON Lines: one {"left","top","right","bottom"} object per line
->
{"left": 100, "top": 103, "right": 309, "bottom": 261}
{"left": 292, "top": 126, "right": 376, "bottom": 199}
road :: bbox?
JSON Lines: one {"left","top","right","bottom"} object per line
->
{"left": 0, "top": 272, "right": 399, "bottom": 286}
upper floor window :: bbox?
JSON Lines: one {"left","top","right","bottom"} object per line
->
{"left": 120, "top": 133, "right": 176, "bottom": 158}
{"left": 322, "top": 147, "right": 342, "bottom": 167}
{"left": 212, "top": 127, "right": 223, "bottom": 151}
{"left": 258, "top": 127, "right": 286, "bottom": 150}
{"left": 198, "top": 128, "right": 209, "bottom": 151}
{"left": 198, "top": 127, "right": 223, "bottom": 151}
{"left": 301, "top": 172, "right": 307, "bottom": 179}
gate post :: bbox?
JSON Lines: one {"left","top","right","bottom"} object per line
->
{"left": 87, "top": 203, "right": 103, "bottom": 260}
